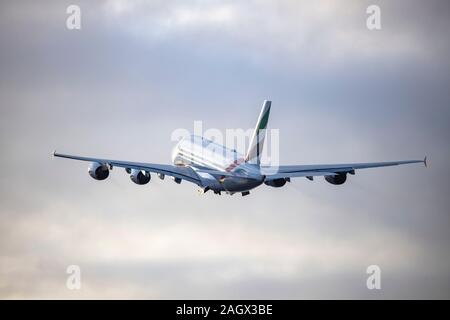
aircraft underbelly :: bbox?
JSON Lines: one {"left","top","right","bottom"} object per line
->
{"left": 221, "top": 177, "right": 263, "bottom": 192}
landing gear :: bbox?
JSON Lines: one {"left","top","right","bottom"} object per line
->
{"left": 199, "top": 189, "right": 250, "bottom": 196}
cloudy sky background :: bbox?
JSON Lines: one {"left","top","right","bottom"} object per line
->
{"left": 0, "top": 0, "right": 449, "bottom": 299}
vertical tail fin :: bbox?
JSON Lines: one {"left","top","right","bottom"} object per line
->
{"left": 245, "top": 100, "right": 271, "bottom": 165}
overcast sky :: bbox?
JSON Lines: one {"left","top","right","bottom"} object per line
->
{"left": 0, "top": 0, "right": 449, "bottom": 299}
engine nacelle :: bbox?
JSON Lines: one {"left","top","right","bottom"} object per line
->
{"left": 173, "top": 177, "right": 182, "bottom": 184}
{"left": 324, "top": 173, "right": 347, "bottom": 185}
{"left": 130, "top": 169, "right": 151, "bottom": 185}
{"left": 88, "top": 162, "right": 109, "bottom": 180}
{"left": 264, "top": 178, "right": 288, "bottom": 188}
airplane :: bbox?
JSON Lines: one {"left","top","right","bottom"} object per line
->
{"left": 53, "top": 100, "right": 427, "bottom": 196}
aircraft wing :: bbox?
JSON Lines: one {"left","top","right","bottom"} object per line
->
{"left": 53, "top": 151, "right": 203, "bottom": 185}
{"left": 263, "top": 158, "right": 427, "bottom": 181}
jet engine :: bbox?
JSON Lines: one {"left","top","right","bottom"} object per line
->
{"left": 88, "top": 162, "right": 109, "bottom": 180}
{"left": 130, "top": 169, "right": 151, "bottom": 185}
{"left": 264, "top": 178, "right": 288, "bottom": 188}
{"left": 324, "top": 173, "right": 347, "bottom": 185}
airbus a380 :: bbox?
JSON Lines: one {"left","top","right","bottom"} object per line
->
{"left": 53, "top": 100, "right": 426, "bottom": 196}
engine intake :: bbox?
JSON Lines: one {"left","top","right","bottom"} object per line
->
{"left": 264, "top": 178, "right": 288, "bottom": 188}
{"left": 88, "top": 162, "right": 109, "bottom": 180}
{"left": 324, "top": 173, "right": 347, "bottom": 185}
{"left": 130, "top": 169, "right": 151, "bottom": 185}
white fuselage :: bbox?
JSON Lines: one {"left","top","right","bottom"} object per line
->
{"left": 171, "top": 135, "right": 264, "bottom": 192}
